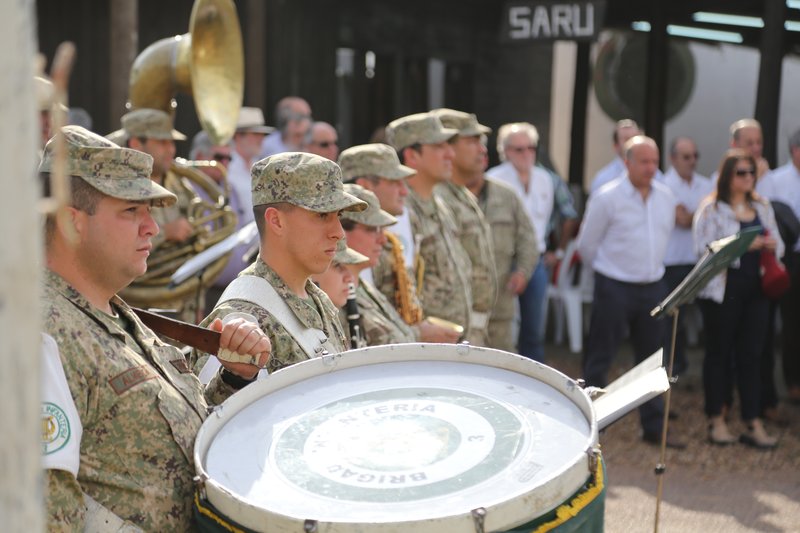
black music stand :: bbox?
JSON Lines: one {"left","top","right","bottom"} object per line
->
{"left": 650, "top": 225, "right": 760, "bottom": 532}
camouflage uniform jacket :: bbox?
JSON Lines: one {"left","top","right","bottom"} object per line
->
{"left": 405, "top": 188, "right": 473, "bottom": 334}
{"left": 42, "top": 269, "right": 234, "bottom": 532}
{"left": 355, "top": 278, "right": 418, "bottom": 346}
{"left": 196, "top": 257, "right": 347, "bottom": 374}
{"left": 475, "top": 178, "right": 539, "bottom": 321}
{"left": 435, "top": 181, "right": 498, "bottom": 315}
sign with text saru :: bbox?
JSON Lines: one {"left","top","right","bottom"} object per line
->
{"left": 501, "top": 1, "right": 606, "bottom": 43}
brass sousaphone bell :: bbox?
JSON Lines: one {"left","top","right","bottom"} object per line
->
{"left": 120, "top": 0, "right": 243, "bottom": 314}
{"left": 128, "top": 0, "right": 243, "bottom": 145}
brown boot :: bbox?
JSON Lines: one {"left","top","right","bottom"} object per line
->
{"left": 708, "top": 416, "right": 736, "bottom": 446}
{"left": 740, "top": 419, "right": 778, "bottom": 449}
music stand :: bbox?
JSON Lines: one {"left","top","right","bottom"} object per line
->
{"left": 650, "top": 225, "right": 760, "bottom": 532}
{"left": 170, "top": 221, "right": 258, "bottom": 287}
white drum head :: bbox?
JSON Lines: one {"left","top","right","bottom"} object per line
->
{"left": 195, "top": 344, "right": 598, "bottom": 532}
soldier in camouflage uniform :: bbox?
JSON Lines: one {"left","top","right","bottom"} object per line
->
{"left": 385, "top": 113, "right": 473, "bottom": 338}
{"left": 39, "top": 126, "right": 270, "bottom": 531}
{"left": 340, "top": 144, "right": 460, "bottom": 343}
{"left": 312, "top": 239, "right": 370, "bottom": 349}
{"left": 340, "top": 184, "right": 417, "bottom": 345}
{"left": 110, "top": 108, "right": 205, "bottom": 323}
{"left": 464, "top": 139, "right": 540, "bottom": 353}
{"left": 431, "top": 109, "right": 498, "bottom": 346}
{"left": 312, "top": 238, "right": 369, "bottom": 309}
{"left": 196, "top": 152, "right": 367, "bottom": 374}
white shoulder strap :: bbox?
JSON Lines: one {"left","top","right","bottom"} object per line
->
{"left": 218, "top": 275, "right": 337, "bottom": 358}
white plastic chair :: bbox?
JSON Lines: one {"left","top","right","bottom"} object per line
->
{"left": 547, "top": 240, "right": 586, "bottom": 353}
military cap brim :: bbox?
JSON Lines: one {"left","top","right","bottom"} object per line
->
{"left": 299, "top": 190, "right": 368, "bottom": 214}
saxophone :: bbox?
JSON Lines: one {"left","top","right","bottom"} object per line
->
{"left": 384, "top": 230, "right": 464, "bottom": 337}
{"left": 384, "top": 231, "right": 424, "bottom": 325}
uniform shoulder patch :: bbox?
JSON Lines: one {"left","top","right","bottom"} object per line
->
{"left": 108, "top": 365, "right": 157, "bottom": 395}
{"left": 42, "top": 402, "right": 71, "bottom": 455}
{"left": 170, "top": 358, "right": 191, "bottom": 374}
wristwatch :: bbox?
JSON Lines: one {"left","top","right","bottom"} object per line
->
{"left": 220, "top": 367, "right": 257, "bottom": 390}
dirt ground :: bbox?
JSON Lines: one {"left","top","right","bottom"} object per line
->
{"left": 543, "top": 340, "right": 800, "bottom": 533}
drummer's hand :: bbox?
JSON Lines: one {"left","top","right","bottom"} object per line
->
{"left": 210, "top": 317, "right": 271, "bottom": 380}
{"left": 418, "top": 319, "right": 461, "bottom": 343}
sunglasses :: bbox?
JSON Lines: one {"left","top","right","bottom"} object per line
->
{"left": 212, "top": 153, "right": 232, "bottom": 163}
{"left": 734, "top": 168, "right": 756, "bottom": 177}
{"left": 314, "top": 141, "right": 338, "bottom": 148}
{"left": 508, "top": 145, "right": 537, "bottom": 153}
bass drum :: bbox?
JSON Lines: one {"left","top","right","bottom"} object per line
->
{"left": 193, "top": 344, "right": 605, "bottom": 532}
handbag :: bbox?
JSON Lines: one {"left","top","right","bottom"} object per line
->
{"left": 760, "top": 244, "right": 790, "bottom": 300}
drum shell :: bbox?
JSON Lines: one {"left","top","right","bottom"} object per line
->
{"left": 194, "top": 344, "right": 601, "bottom": 532}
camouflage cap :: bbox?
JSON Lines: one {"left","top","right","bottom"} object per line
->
{"left": 338, "top": 143, "right": 416, "bottom": 182}
{"left": 251, "top": 152, "right": 367, "bottom": 212}
{"left": 108, "top": 108, "right": 187, "bottom": 143}
{"left": 431, "top": 108, "right": 491, "bottom": 137}
{"left": 340, "top": 184, "right": 397, "bottom": 227}
{"left": 333, "top": 238, "right": 369, "bottom": 265}
{"left": 385, "top": 113, "right": 458, "bottom": 151}
{"left": 39, "top": 126, "right": 177, "bottom": 207}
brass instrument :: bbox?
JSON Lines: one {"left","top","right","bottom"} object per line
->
{"left": 128, "top": 0, "right": 243, "bottom": 145}
{"left": 384, "top": 231, "right": 424, "bottom": 325}
{"left": 120, "top": 161, "right": 238, "bottom": 309}
{"left": 120, "top": 0, "right": 243, "bottom": 312}
{"left": 384, "top": 230, "right": 464, "bottom": 337}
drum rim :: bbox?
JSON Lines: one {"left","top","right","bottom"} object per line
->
{"left": 195, "top": 343, "right": 599, "bottom": 532}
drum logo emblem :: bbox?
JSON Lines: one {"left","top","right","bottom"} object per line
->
{"left": 273, "top": 389, "right": 524, "bottom": 501}
{"left": 42, "top": 402, "right": 70, "bottom": 455}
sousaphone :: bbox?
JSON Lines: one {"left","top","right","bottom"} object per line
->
{"left": 128, "top": 0, "right": 243, "bottom": 145}
{"left": 120, "top": 0, "right": 243, "bottom": 313}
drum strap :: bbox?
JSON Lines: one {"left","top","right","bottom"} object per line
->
{"left": 217, "top": 275, "right": 337, "bottom": 359}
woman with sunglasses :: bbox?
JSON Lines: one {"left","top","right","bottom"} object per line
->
{"left": 693, "top": 149, "right": 785, "bottom": 449}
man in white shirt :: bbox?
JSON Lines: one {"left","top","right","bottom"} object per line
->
{"left": 487, "top": 122, "right": 554, "bottom": 361}
{"left": 757, "top": 127, "right": 800, "bottom": 405}
{"left": 590, "top": 119, "right": 664, "bottom": 195}
{"left": 302, "top": 121, "right": 339, "bottom": 161}
{"left": 589, "top": 119, "right": 641, "bottom": 195}
{"left": 711, "top": 119, "right": 771, "bottom": 183}
{"left": 578, "top": 136, "right": 684, "bottom": 448}
{"left": 662, "top": 136, "right": 713, "bottom": 376}
{"left": 261, "top": 96, "right": 312, "bottom": 158}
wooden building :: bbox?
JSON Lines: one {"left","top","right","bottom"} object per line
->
{"left": 36, "top": 0, "right": 800, "bottom": 186}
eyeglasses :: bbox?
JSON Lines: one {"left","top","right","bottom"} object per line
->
{"left": 212, "top": 153, "right": 232, "bottom": 163}
{"left": 508, "top": 145, "right": 537, "bottom": 153}
{"left": 679, "top": 152, "right": 699, "bottom": 160}
{"left": 314, "top": 140, "right": 338, "bottom": 148}
{"left": 734, "top": 168, "right": 756, "bottom": 177}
